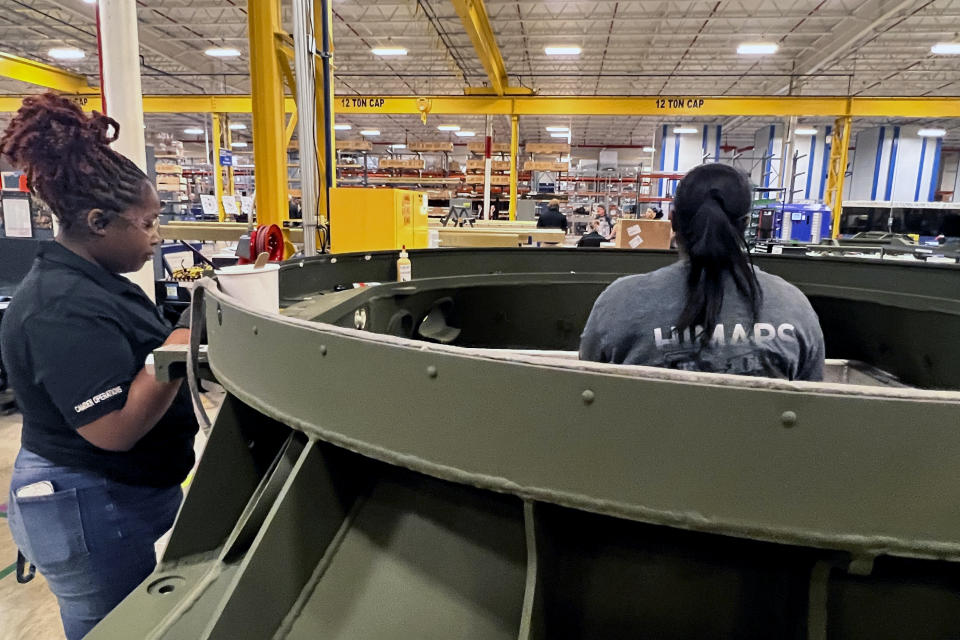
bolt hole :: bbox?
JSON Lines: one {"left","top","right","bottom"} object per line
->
{"left": 147, "top": 575, "right": 186, "bottom": 596}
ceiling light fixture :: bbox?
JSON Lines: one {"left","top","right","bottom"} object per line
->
{"left": 333, "top": 124, "right": 352, "bottom": 131}
{"left": 642, "top": 146, "right": 656, "bottom": 153}
{"left": 205, "top": 47, "right": 242, "bottom": 58}
{"left": 183, "top": 128, "right": 204, "bottom": 135}
{"left": 391, "top": 144, "right": 407, "bottom": 149}
{"left": 360, "top": 129, "right": 380, "bottom": 136}
{"left": 794, "top": 128, "right": 818, "bottom": 136}
{"left": 550, "top": 133, "right": 570, "bottom": 138}
{"left": 437, "top": 124, "right": 461, "bottom": 131}
{"left": 918, "top": 128, "right": 946, "bottom": 137}
{"left": 545, "top": 46, "right": 582, "bottom": 55}
{"left": 228, "top": 123, "right": 247, "bottom": 131}
{"left": 455, "top": 131, "right": 476, "bottom": 137}
{"left": 737, "top": 42, "right": 778, "bottom": 55}
{"left": 48, "top": 48, "right": 85, "bottom": 60}
{"left": 371, "top": 47, "right": 407, "bottom": 56}
{"left": 545, "top": 126, "right": 569, "bottom": 132}
{"left": 231, "top": 141, "right": 248, "bottom": 148}
{"left": 931, "top": 42, "right": 960, "bottom": 55}
{"left": 673, "top": 127, "right": 698, "bottom": 134}
{"left": 82, "top": 0, "right": 96, "bottom": 4}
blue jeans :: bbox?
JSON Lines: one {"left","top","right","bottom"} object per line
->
{"left": 7, "top": 449, "right": 182, "bottom": 640}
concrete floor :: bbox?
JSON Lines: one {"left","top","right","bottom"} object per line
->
{"left": 0, "top": 390, "right": 220, "bottom": 640}
{"left": 0, "top": 411, "right": 63, "bottom": 640}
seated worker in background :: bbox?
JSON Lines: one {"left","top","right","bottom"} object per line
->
{"left": 580, "top": 164, "right": 824, "bottom": 380}
{"left": 577, "top": 219, "right": 605, "bottom": 247}
{"left": 593, "top": 204, "right": 612, "bottom": 239}
{"left": 607, "top": 204, "right": 622, "bottom": 242}
{"left": 537, "top": 198, "right": 568, "bottom": 232}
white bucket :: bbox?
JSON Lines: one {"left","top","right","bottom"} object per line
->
{"left": 215, "top": 263, "right": 280, "bottom": 313}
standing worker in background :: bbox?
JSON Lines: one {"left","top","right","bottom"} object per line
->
{"left": 580, "top": 164, "right": 824, "bottom": 380}
{"left": 536, "top": 198, "right": 568, "bottom": 232}
{"left": 0, "top": 93, "right": 198, "bottom": 639}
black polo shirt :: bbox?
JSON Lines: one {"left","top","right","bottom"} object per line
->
{"left": 0, "top": 242, "right": 197, "bottom": 488}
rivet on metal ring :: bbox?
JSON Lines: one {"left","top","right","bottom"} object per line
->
{"left": 781, "top": 410, "right": 798, "bottom": 427}
{"left": 582, "top": 390, "right": 595, "bottom": 405}
{"left": 427, "top": 365, "right": 438, "bottom": 378}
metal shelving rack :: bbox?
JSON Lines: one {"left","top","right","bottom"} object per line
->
{"left": 747, "top": 186, "right": 786, "bottom": 247}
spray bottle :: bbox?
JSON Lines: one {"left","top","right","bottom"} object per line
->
{"left": 397, "top": 246, "right": 412, "bottom": 282}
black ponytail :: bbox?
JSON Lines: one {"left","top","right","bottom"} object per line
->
{"left": 673, "top": 164, "right": 761, "bottom": 344}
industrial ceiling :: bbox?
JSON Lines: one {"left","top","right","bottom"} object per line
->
{"left": 0, "top": 0, "right": 958, "bottom": 147}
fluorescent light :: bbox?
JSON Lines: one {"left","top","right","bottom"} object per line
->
{"left": 231, "top": 141, "right": 248, "bottom": 148}
{"left": 48, "top": 48, "right": 84, "bottom": 61}
{"left": 205, "top": 47, "right": 241, "bottom": 58}
{"left": 333, "top": 124, "right": 352, "bottom": 131}
{"left": 228, "top": 123, "right": 247, "bottom": 131}
{"left": 391, "top": 144, "right": 407, "bottom": 149}
{"left": 550, "top": 133, "right": 570, "bottom": 138}
{"left": 931, "top": 42, "right": 960, "bottom": 55}
{"left": 183, "top": 128, "right": 204, "bottom": 135}
{"left": 82, "top": 0, "right": 96, "bottom": 4}
{"left": 545, "top": 46, "right": 582, "bottom": 55}
{"left": 454, "top": 131, "right": 476, "bottom": 137}
{"left": 673, "top": 127, "right": 698, "bottom": 134}
{"left": 794, "top": 128, "right": 818, "bottom": 136}
{"left": 437, "top": 124, "right": 460, "bottom": 131}
{"left": 545, "top": 126, "right": 569, "bottom": 132}
{"left": 918, "top": 128, "right": 946, "bottom": 137}
{"left": 737, "top": 42, "right": 778, "bottom": 55}
{"left": 360, "top": 129, "right": 380, "bottom": 136}
{"left": 642, "top": 146, "right": 655, "bottom": 153}
{"left": 372, "top": 47, "right": 407, "bottom": 56}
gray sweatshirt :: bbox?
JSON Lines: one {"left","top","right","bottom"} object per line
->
{"left": 580, "top": 261, "right": 825, "bottom": 380}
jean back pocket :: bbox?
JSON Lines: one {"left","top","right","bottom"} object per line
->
{"left": 11, "top": 487, "right": 89, "bottom": 569}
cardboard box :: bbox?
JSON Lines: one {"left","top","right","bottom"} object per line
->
{"left": 523, "top": 161, "right": 570, "bottom": 172}
{"left": 408, "top": 142, "right": 454, "bottom": 152}
{"left": 467, "top": 141, "right": 510, "bottom": 154}
{"left": 614, "top": 219, "right": 673, "bottom": 250}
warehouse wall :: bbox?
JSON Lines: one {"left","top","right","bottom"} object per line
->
{"left": 792, "top": 129, "right": 831, "bottom": 202}
{"left": 848, "top": 126, "right": 941, "bottom": 202}
{"left": 750, "top": 124, "right": 785, "bottom": 188}
{"left": 653, "top": 124, "right": 723, "bottom": 197}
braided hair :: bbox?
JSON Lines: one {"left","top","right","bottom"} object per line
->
{"left": 0, "top": 92, "right": 149, "bottom": 231}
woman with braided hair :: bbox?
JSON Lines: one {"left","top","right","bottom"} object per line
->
{"left": 1, "top": 93, "right": 198, "bottom": 639}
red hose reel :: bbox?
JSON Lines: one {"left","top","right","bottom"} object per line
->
{"left": 237, "top": 224, "right": 285, "bottom": 264}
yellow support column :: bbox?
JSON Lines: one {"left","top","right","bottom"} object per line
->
{"left": 248, "top": 0, "right": 288, "bottom": 227}
{"left": 825, "top": 115, "right": 853, "bottom": 239}
{"left": 223, "top": 115, "right": 235, "bottom": 196}
{"left": 509, "top": 115, "right": 518, "bottom": 221}
{"left": 212, "top": 113, "right": 225, "bottom": 222}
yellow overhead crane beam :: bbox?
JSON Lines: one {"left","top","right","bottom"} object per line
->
{"left": 0, "top": 93, "right": 957, "bottom": 119}
{"left": 0, "top": 52, "right": 94, "bottom": 93}
{"left": 450, "top": 0, "right": 530, "bottom": 96}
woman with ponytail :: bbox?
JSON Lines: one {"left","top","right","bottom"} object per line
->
{"left": 580, "top": 163, "right": 824, "bottom": 380}
{"left": 1, "top": 93, "right": 197, "bottom": 638}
